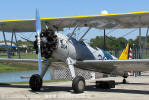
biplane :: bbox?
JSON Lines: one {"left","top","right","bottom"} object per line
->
{"left": 0, "top": 10, "right": 149, "bottom": 93}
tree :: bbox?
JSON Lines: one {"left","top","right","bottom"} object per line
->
{"left": 90, "top": 36, "right": 127, "bottom": 50}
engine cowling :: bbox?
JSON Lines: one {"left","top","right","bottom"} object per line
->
{"left": 34, "top": 29, "right": 58, "bottom": 59}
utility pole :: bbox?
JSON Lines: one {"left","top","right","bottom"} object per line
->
{"left": 139, "top": 27, "right": 142, "bottom": 59}
{"left": 138, "top": 16, "right": 142, "bottom": 59}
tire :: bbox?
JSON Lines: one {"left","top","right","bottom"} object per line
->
{"left": 72, "top": 76, "right": 85, "bottom": 93}
{"left": 29, "top": 74, "right": 42, "bottom": 91}
{"left": 123, "top": 72, "right": 128, "bottom": 78}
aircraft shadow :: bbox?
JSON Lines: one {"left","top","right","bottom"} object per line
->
{"left": 0, "top": 83, "right": 149, "bottom": 95}
{"left": 85, "top": 85, "right": 149, "bottom": 95}
{"left": 117, "top": 82, "right": 149, "bottom": 85}
{"left": 0, "top": 83, "right": 29, "bottom": 88}
{"left": 36, "top": 84, "right": 149, "bottom": 95}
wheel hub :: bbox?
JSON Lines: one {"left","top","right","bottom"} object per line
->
{"left": 78, "top": 80, "right": 85, "bottom": 90}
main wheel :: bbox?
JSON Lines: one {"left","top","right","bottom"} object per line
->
{"left": 29, "top": 74, "right": 42, "bottom": 91}
{"left": 72, "top": 76, "right": 85, "bottom": 93}
{"left": 123, "top": 72, "right": 128, "bottom": 78}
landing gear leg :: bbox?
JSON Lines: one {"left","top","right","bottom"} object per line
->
{"left": 66, "top": 57, "right": 86, "bottom": 93}
{"left": 66, "top": 57, "right": 76, "bottom": 79}
{"left": 122, "top": 72, "right": 128, "bottom": 84}
{"left": 29, "top": 59, "right": 51, "bottom": 91}
{"left": 123, "top": 78, "right": 126, "bottom": 84}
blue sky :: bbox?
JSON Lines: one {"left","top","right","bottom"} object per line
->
{"left": 0, "top": 0, "right": 149, "bottom": 41}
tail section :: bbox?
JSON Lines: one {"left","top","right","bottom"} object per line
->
{"left": 119, "top": 43, "right": 133, "bottom": 75}
{"left": 119, "top": 43, "right": 130, "bottom": 59}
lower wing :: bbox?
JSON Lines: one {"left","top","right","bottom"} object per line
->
{"left": 0, "top": 58, "right": 43, "bottom": 63}
{"left": 75, "top": 59, "right": 149, "bottom": 75}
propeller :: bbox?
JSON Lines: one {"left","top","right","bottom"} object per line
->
{"left": 35, "top": 9, "right": 42, "bottom": 74}
{"left": 34, "top": 9, "right": 58, "bottom": 75}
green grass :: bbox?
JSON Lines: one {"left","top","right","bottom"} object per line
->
{"left": 0, "top": 53, "right": 39, "bottom": 73}
{"left": 4, "top": 80, "right": 70, "bottom": 85}
{"left": 0, "top": 62, "right": 37, "bottom": 73}
{"left": 0, "top": 53, "right": 38, "bottom": 59}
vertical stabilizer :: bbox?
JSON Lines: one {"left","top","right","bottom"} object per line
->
{"left": 119, "top": 43, "right": 130, "bottom": 59}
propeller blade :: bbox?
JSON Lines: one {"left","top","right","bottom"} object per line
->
{"left": 36, "top": 9, "right": 41, "bottom": 35}
{"left": 36, "top": 9, "right": 42, "bottom": 74}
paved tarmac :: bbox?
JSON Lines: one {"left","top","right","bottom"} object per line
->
{"left": 0, "top": 75, "right": 149, "bottom": 100}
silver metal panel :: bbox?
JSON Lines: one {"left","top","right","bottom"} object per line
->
{"left": 1, "top": 12, "right": 149, "bottom": 32}
{"left": 75, "top": 59, "right": 149, "bottom": 75}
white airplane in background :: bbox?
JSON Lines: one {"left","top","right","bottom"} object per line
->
{"left": 0, "top": 10, "right": 149, "bottom": 93}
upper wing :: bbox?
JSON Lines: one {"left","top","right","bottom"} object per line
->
{"left": 0, "top": 11, "right": 149, "bottom": 32}
{"left": 75, "top": 59, "right": 149, "bottom": 74}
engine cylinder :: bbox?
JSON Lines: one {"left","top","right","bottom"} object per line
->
{"left": 34, "top": 29, "right": 58, "bottom": 59}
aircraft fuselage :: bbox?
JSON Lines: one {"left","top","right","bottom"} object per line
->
{"left": 53, "top": 32, "right": 116, "bottom": 62}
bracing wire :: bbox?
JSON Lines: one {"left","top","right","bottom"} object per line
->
{"left": 106, "top": 29, "right": 137, "bottom": 41}
{"left": 17, "top": 32, "right": 35, "bottom": 41}
{"left": 106, "top": 29, "right": 117, "bottom": 35}
{"left": 121, "top": 29, "right": 137, "bottom": 37}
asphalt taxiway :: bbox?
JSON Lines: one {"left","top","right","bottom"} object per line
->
{"left": 0, "top": 75, "right": 149, "bottom": 100}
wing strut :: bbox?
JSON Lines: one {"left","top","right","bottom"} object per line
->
{"left": 2, "top": 25, "right": 10, "bottom": 58}
{"left": 67, "top": 25, "right": 78, "bottom": 41}
{"left": 78, "top": 27, "right": 91, "bottom": 42}
{"left": 144, "top": 27, "right": 149, "bottom": 48}
{"left": 10, "top": 32, "right": 14, "bottom": 50}
{"left": 13, "top": 31, "right": 21, "bottom": 59}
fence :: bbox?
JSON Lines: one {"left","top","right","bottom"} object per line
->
{"left": 50, "top": 67, "right": 103, "bottom": 80}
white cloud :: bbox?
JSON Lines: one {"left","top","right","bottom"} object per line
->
{"left": 101, "top": 10, "right": 108, "bottom": 14}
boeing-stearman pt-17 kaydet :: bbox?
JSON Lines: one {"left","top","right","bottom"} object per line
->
{"left": 0, "top": 10, "right": 149, "bottom": 93}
